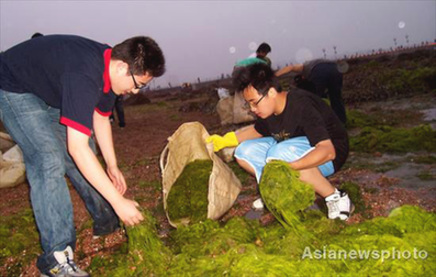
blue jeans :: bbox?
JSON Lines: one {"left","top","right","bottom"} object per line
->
{"left": 234, "top": 136, "right": 335, "bottom": 183}
{"left": 0, "top": 89, "right": 119, "bottom": 273}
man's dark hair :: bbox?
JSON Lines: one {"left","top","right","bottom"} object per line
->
{"left": 31, "top": 32, "right": 43, "bottom": 39}
{"left": 256, "top": 42, "right": 271, "bottom": 54}
{"left": 112, "top": 36, "right": 165, "bottom": 77}
{"left": 233, "top": 63, "right": 281, "bottom": 95}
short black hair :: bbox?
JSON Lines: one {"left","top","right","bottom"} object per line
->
{"left": 232, "top": 63, "right": 281, "bottom": 95}
{"left": 112, "top": 36, "right": 165, "bottom": 77}
{"left": 31, "top": 32, "right": 43, "bottom": 39}
{"left": 256, "top": 42, "right": 271, "bottom": 54}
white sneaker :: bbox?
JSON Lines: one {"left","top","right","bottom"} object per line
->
{"left": 41, "top": 246, "right": 89, "bottom": 277}
{"left": 252, "top": 198, "right": 264, "bottom": 210}
{"left": 325, "top": 189, "right": 354, "bottom": 220}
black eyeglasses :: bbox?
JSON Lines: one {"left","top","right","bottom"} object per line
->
{"left": 244, "top": 94, "right": 267, "bottom": 110}
{"left": 130, "top": 69, "right": 147, "bottom": 90}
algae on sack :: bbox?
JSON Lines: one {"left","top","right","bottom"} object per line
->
{"left": 166, "top": 159, "right": 213, "bottom": 225}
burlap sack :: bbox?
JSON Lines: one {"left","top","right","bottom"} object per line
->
{"left": 216, "top": 93, "right": 256, "bottom": 126}
{"left": 160, "top": 122, "right": 241, "bottom": 228}
{"left": 0, "top": 151, "right": 26, "bottom": 189}
{"left": 232, "top": 92, "right": 256, "bottom": 124}
{"left": 216, "top": 97, "right": 234, "bottom": 126}
{"left": 2, "top": 144, "right": 24, "bottom": 163}
{"left": 0, "top": 132, "right": 15, "bottom": 153}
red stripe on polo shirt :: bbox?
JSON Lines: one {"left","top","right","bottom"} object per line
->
{"left": 60, "top": 117, "right": 92, "bottom": 137}
{"left": 95, "top": 107, "right": 112, "bottom": 117}
{"left": 103, "top": 49, "right": 112, "bottom": 93}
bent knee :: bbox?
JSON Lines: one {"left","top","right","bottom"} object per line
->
{"left": 234, "top": 141, "right": 254, "bottom": 159}
{"left": 267, "top": 144, "right": 301, "bottom": 162}
{"left": 31, "top": 151, "right": 66, "bottom": 178}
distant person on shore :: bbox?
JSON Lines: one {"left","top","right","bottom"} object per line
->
{"left": 275, "top": 59, "right": 347, "bottom": 124}
{"left": 249, "top": 42, "right": 272, "bottom": 67}
{"left": 110, "top": 95, "right": 126, "bottom": 128}
{"left": 0, "top": 34, "right": 165, "bottom": 277}
{"left": 207, "top": 63, "right": 352, "bottom": 221}
{"left": 232, "top": 51, "right": 270, "bottom": 89}
{"left": 31, "top": 32, "right": 44, "bottom": 39}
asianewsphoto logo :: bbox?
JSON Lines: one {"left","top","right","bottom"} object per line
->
{"left": 302, "top": 246, "right": 428, "bottom": 262}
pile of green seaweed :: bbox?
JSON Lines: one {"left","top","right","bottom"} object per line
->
{"left": 350, "top": 124, "right": 436, "bottom": 153}
{"left": 259, "top": 160, "right": 315, "bottom": 232}
{"left": 89, "top": 161, "right": 435, "bottom": 276}
{"left": 166, "top": 160, "right": 213, "bottom": 225}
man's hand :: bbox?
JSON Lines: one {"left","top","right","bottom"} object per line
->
{"left": 112, "top": 197, "right": 144, "bottom": 226}
{"left": 107, "top": 166, "right": 127, "bottom": 195}
{"left": 206, "top": 131, "right": 239, "bottom": 152}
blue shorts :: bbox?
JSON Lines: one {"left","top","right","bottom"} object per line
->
{"left": 234, "top": 136, "right": 335, "bottom": 183}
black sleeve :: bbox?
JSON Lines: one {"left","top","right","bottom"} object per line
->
{"left": 301, "top": 99, "right": 331, "bottom": 146}
{"left": 254, "top": 118, "right": 269, "bottom": 137}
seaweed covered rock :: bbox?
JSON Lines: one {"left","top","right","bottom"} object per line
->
{"left": 169, "top": 217, "right": 258, "bottom": 257}
{"left": 323, "top": 206, "right": 436, "bottom": 276}
{"left": 166, "top": 205, "right": 436, "bottom": 276}
{"left": 350, "top": 124, "right": 436, "bottom": 153}
{"left": 259, "top": 160, "right": 315, "bottom": 231}
{"left": 166, "top": 160, "right": 213, "bottom": 225}
{"left": 89, "top": 204, "right": 435, "bottom": 276}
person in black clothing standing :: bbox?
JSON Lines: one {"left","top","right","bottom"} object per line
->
{"left": 110, "top": 95, "right": 126, "bottom": 128}
{"left": 275, "top": 59, "right": 347, "bottom": 124}
{"left": 255, "top": 42, "right": 272, "bottom": 67}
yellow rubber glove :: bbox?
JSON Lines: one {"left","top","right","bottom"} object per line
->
{"left": 206, "top": 131, "right": 239, "bottom": 152}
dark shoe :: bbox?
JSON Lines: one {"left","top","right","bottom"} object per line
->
{"left": 93, "top": 226, "right": 121, "bottom": 239}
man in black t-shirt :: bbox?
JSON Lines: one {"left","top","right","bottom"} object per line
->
{"left": 0, "top": 35, "right": 165, "bottom": 276}
{"left": 207, "top": 63, "right": 353, "bottom": 221}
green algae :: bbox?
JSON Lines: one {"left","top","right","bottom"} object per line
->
{"left": 109, "top": 210, "right": 173, "bottom": 277}
{"left": 343, "top": 53, "right": 436, "bottom": 103}
{"left": 166, "top": 160, "right": 213, "bottom": 225}
{"left": 227, "top": 161, "right": 251, "bottom": 187}
{"left": 345, "top": 107, "right": 422, "bottom": 129}
{"left": 350, "top": 124, "right": 436, "bottom": 153}
{"left": 340, "top": 181, "right": 368, "bottom": 214}
{"left": 88, "top": 205, "right": 435, "bottom": 276}
{"left": 383, "top": 66, "right": 436, "bottom": 94}
{"left": 169, "top": 217, "right": 258, "bottom": 258}
{"left": 258, "top": 160, "right": 315, "bottom": 231}
{"left": 346, "top": 109, "right": 379, "bottom": 129}
{"left": 74, "top": 159, "right": 436, "bottom": 276}
{"left": 414, "top": 155, "right": 436, "bottom": 164}
{"left": 168, "top": 206, "right": 435, "bottom": 276}
{"left": 0, "top": 209, "right": 41, "bottom": 276}
{"left": 417, "top": 170, "right": 435, "bottom": 181}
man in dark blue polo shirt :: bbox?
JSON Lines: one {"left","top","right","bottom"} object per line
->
{"left": 0, "top": 35, "right": 165, "bottom": 276}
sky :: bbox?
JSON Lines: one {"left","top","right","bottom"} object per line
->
{"left": 1, "top": 0, "right": 435, "bottom": 89}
